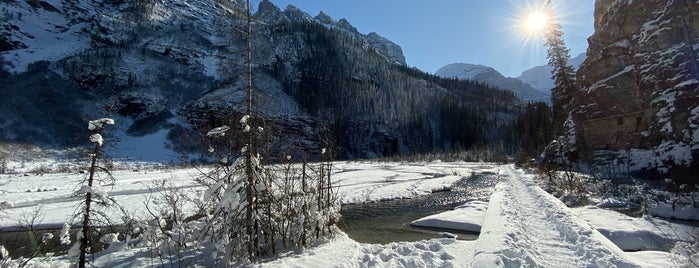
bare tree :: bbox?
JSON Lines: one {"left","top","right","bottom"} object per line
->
{"left": 76, "top": 106, "right": 116, "bottom": 268}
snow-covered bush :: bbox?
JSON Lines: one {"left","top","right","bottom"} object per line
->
{"left": 196, "top": 114, "right": 340, "bottom": 264}
{"left": 133, "top": 179, "right": 204, "bottom": 266}
{"left": 670, "top": 226, "right": 699, "bottom": 267}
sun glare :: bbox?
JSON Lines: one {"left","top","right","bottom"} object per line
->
{"left": 524, "top": 12, "right": 548, "bottom": 32}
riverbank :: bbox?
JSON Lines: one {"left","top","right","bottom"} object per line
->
{"left": 0, "top": 162, "right": 695, "bottom": 267}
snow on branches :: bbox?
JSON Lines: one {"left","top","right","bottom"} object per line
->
{"left": 207, "top": 125, "right": 231, "bottom": 137}
{"left": 88, "top": 118, "right": 115, "bottom": 131}
{"left": 88, "top": 117, "right": 114, "bottom": 146}
{"left": 89, "top": 134, "right": 104, "bottom": 147}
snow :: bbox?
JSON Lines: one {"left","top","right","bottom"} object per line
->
{"left": 470, "top": 166, "right": 636, "bottom": 267}
{"left": 436, "top": 63, "right": 493, "bottom": 80}
{"left": 674, "top": 79, "right": 698, "bottom": 89}
{"left": 636, "top": 9, "right": 672, "bottom": 45}
{"left": 206, "top": 125, "right": 231, "bottom": 137}
{"left": 648, "top": 202, "right": 699, "bottom": 221}
{"left": 627, "top": 141, "right": 694, "bottom": 173}
{"left": 332, "top": 161, "right": 492, "bottom": 204}
{"left": 586, "top": 65, "right": 636, "bottom": 93}
{"left": 89, "top": 134, "right": 104, "bottom": 147}
{"left": 88, "top": 118, "right": 115, "bottom": 131}
{"left": 0, "top": 162, "right": 695, "bottom": 267}
{"left": 611, "top": 39, "right": 632, "bottom": 48}
{"left": 0, "top": 0, "right": 92, "bottom": 73}
{"left": 574, "top": 206, "right": 695, "bottom": 251}
{"left": 411, "top": 201, "right": 487, "bottom": 232}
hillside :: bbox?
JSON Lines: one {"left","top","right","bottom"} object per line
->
{"left": 0, "top": 0, "right": 522, "bottom": 161}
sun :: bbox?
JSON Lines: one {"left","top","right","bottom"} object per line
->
{"left": 524, "top": 12, "right": 549, "bottom": 32}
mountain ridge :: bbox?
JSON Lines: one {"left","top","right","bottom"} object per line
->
{"left": 436, "top": 63, "right": 549, "bottom": 102}
{"left": 0, "top": 0, "right": 520, "bottom": 161}
{"left": 517, "top": 53, "right": 586, "bottom": 92}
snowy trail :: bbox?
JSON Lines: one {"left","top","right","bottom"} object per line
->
{"left": 470, "top": 165, "right": 638, "bottom": 267}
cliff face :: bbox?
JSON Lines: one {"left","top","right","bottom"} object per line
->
{"left": 572, "top": 0, "right": 699, "bottom": 175}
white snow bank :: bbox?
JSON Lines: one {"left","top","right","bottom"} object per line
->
{"left": 574, "top": 206, "right": 673, "bottom": 251}
{"left": 625, "top": 251, "right": 677, "bottom": 268}
{"left": 333, "top": 162, "right": 489, "bottom": 204}
{"left": 596, "top": 197, "right": 636, "bottom": 208}
{"left": 253, "top": 232, "right": 470, "bottom": 268}
{"left": 470, "top": 166, "right": 637, "bottom": 267}
{"left": 411, "top": 201, "right": 487, "bottom": 233}
{"left": 648, "top": 203, "right": 699, "bottom": 221}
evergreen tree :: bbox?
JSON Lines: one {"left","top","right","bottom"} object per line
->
{"left": 514, "top": 102, "right": 554, "bottom": 162}
{"left": 543, "top": 1, "right": 576, "bottom": 137}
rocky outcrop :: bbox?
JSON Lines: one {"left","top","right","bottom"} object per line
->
{"left": 366, "top": 32, "right": 406, "bottom": 65}
{"left": 571, "top": 0, "right": 699, "bottom": 176}
{"left": 257, "top": 3, "right": 406, "bottom": 66}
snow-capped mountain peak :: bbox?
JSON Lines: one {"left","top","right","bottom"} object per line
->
{"left": 436, "top": 63, "right": 494, "bottom": 81}
{"left": 436, "top": 63, "right": 549, "bottom": 102}
{"left": 516, "top": 53, "right": 587, "bottom": 92}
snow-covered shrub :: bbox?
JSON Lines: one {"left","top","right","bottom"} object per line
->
{"left": 670, "top": 226, "right": 699, "bottom": 267}
{"left": 135, "top": 179, "right": 203, "bottom": 266}
{"left": 196, "top": 114, "right": 340, "bottom": 264}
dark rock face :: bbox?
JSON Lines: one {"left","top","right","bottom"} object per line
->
{"left": 366, "top": 32, "right": 407, "bottom": 66}
{"left": 572, "top": 0, "right": 699, "bottom": 175}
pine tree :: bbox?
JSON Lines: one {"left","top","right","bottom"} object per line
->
{"left": 543, "top": 1, "right": 576, "bottom": 137}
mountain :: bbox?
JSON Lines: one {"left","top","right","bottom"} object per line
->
{"left": 436, "top": 63, "right": 549, "bottom": 102}
{"left": 517, "top": 53, "right": 586, "bottom": 92}
{"left": 564, "top": 0, "right": 698, "bottom": 177}
{"left": 0, "top": 0, "right": 521, "bottom": 161}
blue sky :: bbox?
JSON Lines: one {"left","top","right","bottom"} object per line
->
{"left": 266, "top": 0, "right": 594, "bottom": 77}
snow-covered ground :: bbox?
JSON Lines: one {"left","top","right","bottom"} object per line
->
{"left": 0, "top": 162, "right": 696, "bottom": 267}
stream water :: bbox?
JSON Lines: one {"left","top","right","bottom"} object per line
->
{"left": 338, "top": 172, "right": 501, "bottom": 244}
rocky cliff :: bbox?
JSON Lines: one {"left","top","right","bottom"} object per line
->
{"left": 571, "top": 0, "right": 698, "bottom": 177}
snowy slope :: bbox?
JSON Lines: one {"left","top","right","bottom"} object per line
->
{"left": 0, "top": 0, "right": 98, "bottom": 73}
{"left": 516, "top": 53, "right": 587, "bottom": 92}
{"left": 0, "top": 0, "right": 413, "bottom": 161}
{"left": 436, "top": 63, "right": 493, "bottom": 81}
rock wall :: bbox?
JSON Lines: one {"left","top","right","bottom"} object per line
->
{"left": 572, "top": 0, "right": 699, "bottom": 175}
